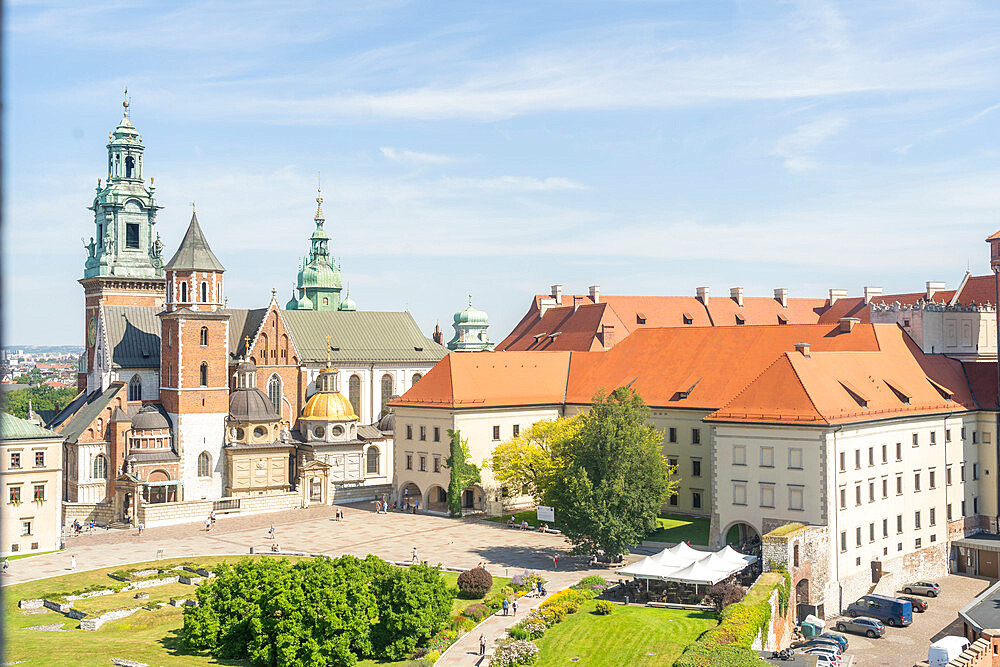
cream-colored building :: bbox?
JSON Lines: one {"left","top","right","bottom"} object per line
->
{"left": 1, "top": 412, "right": 64, "bottom": 556}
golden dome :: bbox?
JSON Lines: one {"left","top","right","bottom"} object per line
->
{"left": 300, "top": 390, "right": 357, "bottom": 421}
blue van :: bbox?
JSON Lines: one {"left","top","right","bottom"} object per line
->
{"left": 845, "top": 594, "right": 913, "bottom": 627}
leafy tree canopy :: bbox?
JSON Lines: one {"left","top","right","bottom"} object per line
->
{"left": 2, "top": 385, "right": 78, "bottom": 419}
{"left": 547, "top": 387, "right": 677, "bottom": 560}
{"left": 489, "top": 416, "right": 581, "bottom": 502}
{"left": 445, "top": 429, "right": 481, "bottom": 517}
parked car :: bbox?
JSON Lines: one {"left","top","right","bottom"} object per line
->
{"left": 928, "top": 636, "right": 971, "bottom": 667}
{"left": 802, "top": 649, "right": 842, "bottom": 665}
{"left": 835, "top": 616, "right": 886, "bottom": 638}
{"left": 804, "top": 645, "right": 843, "bottom": 659}
{"left": 817, "top": 633, "right": 849, "bottom": 651}
{"left": 846, "top": 594, "right": 913, "bottom": 627}
{"left": 900, "top": 595, "right": 928, "bottom": 612}
{"left": 791, "top": 639, "right": 843, "bottom": 654}
{"left": 903, "top": 581, "right": 940, "bottom": 597}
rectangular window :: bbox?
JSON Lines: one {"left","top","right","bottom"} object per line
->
{"left": 974, "top": 463, "right": 979, "bottom": 480}
{"left": 855, "top": 449, "right": 861, "bottom": 469}
{"left": 930, "top": 431, "right": 937, "bottom": 445}
{"left": 947, "top": 504, "right": 953, "bottom": 521}
{"left": 419, "top": 456, "right": 426, "bottom": 472}
{"left": 668, "top": 427, "right": 677, "bottom": 443}
{"left": 929, "top": 469, "right": 936, "bottom": 489}
{"left": 732, "top": 483, "right": 747, "bottom": 506}
{"left": 974, "top": 431, "right": 979, "bottom": 444}
{"left": 856, "top": 526, "right": 862, "bottom": 547}
{"left": 9, "top": 452, "right": 20, "bottom": 469}
{"left": 669, "top": 493, "right": 678, "bottom": 506}
{"left": 492, "top": 426, "right": 500, "bottom": 441}
{"left": 668, "top": 457, "right": 678, "bottom": 469}
{"left": 8, "top": 486, "right": 20, "bottom": 504}
{"left": 760, "top": 485, "right": 775, "bottom": 508}
{"left": 882, "top": 518, "right": 888, "bottom": 538}
{"left": 733, "top": 445, "right": 746, "bottom": 466}
{"left": 788, "top": 448, "right": 803, "bottom": 469}
{"left": 692, "top": 459, "right": 702, "bottom": 477}
{"left": 433, "top": 427, "right": 440, "bottom": 442}
{"left": 986, "top": 432, "right": 992, "bottom": 444}
{"left": 946, "top": 429, "right": 952, "bottom": 443}
{"left": 839, "top": 451, "right": 846, "bottom": 472}
{"left": 839, "top": 487, "right": 846, "bottom": 510}
{"left": 512, "top": 424, "right": 520, "bottom": 438}
{"left": 881, "top": 478, "right": 888, "bottom": 498}
{"left": 789, "top": 486, "right": 804, "bottom": 511}
{"left": 915, "top": 537, "right": 922, "bottom": 549}
{"left": 946, "top": 466, "right": 952, "bottom": 486}
{"left": 840, "top": 531, "right": 847, "bottom": 553}
{"left": 692, "top": 491, "right": 702, "bottom": 509}
{"left": 962, "top": 500, "right": 967, "bottom": 517}
{"left": 33, "top": 451, "right": 44, "bottom": 467}
{"left": 691, "top": 429, "right": 701, "bottom": 445}
{"left": 914, "top": 472, "right": 921, "bottom": 492}
{"left": 433, "top": 457, "right": 440, "bottom": 473}
{"left": 405, "top": 454, "right": 413, "bottom": 470}
{"left": 912, "top": 433, "right": 919, "bottom": 447}
{"left": 406, "top": 425, "right": 413, "bottom": 440}
{"left": 760, "top": 446, "right": 774, "bottom": 468}
{"left": 869, "top": 523, "right": 875, "bottom": 543}
{"left": 962, "top": 427, "right": 967, "bottom": 440}
{"left": 896, "top": 443, "right": 902, "bottom": 461}
{"left": 33, "top": 485, "right": 44, "bottom": 502}
{"left": 868, "top": 482, "right": 875, "bottom": 503}
{"left": 896, "top": 475, "right": 903, "bottom": 495}
{"left": 419, "top": 426, "right": 426, "bottom": 441}
{"left": 975, "top": 497, "right": 979, "bottom": 514}
{"left": 930, "top": 507, "right": 936, "bottom": 526}
{"left": 868, "top": 447, "right": 874, "bottom": 466}
{"left": 897, "top": 514, "right": 903, "bottom": 534}
{"left": 126, "top": 222, "right": 140, "bottom": 249}
{"left": 914, "top": 511, "right": 921, "bottom": 529}
{"left": 21, "top": 521, "right": 31, "bottom": 536}
{"left": 961, "top": 464, "right": 966, "bottom": 482}
{"left": 882, "top": 444, "right": 888, "bottom": 464}
{"left": 855, "top": 485, "right": 862, "bottom": 506}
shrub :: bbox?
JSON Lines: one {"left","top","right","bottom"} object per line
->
{"left": 483, "top": 592, "right": 505, "bottom": 611}
{"left": 462, "top": 603, "right": 492, "bottom": 623}
{"left": 457, "top": 567, "right": 494, "bottom": 598}
{"left": 706, "top": 582, "right": 746, "bottom": 613}
{"left": 594, "top": 600, "right": 614, "bottom": 615}
{"left": 574, "top": 575, "right": 607, "bottom": 589}
{"left": 508, "top": 617, "right": 546, "bottom": 640}
{"left": 541, "top": 588, "right": 586, "bottom": 609}
{"left": 424, "top": 650, "right": 441, "bottom": 663}
{"left": 535, "top": 604, "right": 566, "bottom": 627}
{"left": 510, "top": 571, "right": 545, "bottom": 591}
{"left": 489, "top": 638, "right": 539, "bottom": 666}
{"left": 447, "top": 615, "right": 476, "bottom": 633}
{"left": 501, "top": 585, "right": 516, "bottom": 600}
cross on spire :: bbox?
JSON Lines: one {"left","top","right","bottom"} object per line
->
{"left": 244, "top": 335, "right": 252, "bottom": 357}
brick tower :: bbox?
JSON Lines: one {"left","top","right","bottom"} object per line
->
{"left": 80, "top": 96, "right": 166, "bottom": 392}
{"left": 159, "top": 212, "right": 229, "bottom": 500}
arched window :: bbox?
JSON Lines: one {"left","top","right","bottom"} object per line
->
{"left": 380, "top": 374, "right": 394, "bottom": 415}
{"left": 198, "top": 452, "right": 211, "bottom": 477}
{"left": 180, "top": 282, "right": 188, "bottom": 303}
{"left": 200, "top": 326, "right": 209, "bottom": 346}
{"left": 200, "top": 362, "right": 208, "bottom": 387}
{"left": 367, "top": 446, "right": 379, "bottom": 474}
{"left": 128, "top": 375, "right": 142, "bottom": 401}
{"left": 349, "top": 375, "right": 361, "bottom": 417}
{"left": 267, "top": 374, "right": 282, "bottom": 416}
{"left": 411, "top": 372, "right": 423, "bottom": 385}
{"left": 93, "top": 455, "right": 108, "bottom": 480}
{"left": 201, "top": 282, "right": 208, "bottom": 302}
{"left": 125, "top": 155, "right": 135, "bottom": 178}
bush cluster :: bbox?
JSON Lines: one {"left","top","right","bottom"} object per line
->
{"left": 508, "top": 618, "right": 546, "bottom": 641}
{"left": 457, "top": 567, "right": 494, "bottom": 598}
{"left": 510, "top": 571, "right": 545, "bottom": 592}
{"left": 489, "top": 638, "right": 539, "bottom": 667}
{"left": 461, "top": 603, "right": 492, "bottom": 623}
{"left": 594, "top": 600, "right": 614, "bottom": 615}
{"left": 574, "top": 575, "right": 607, "bottom": 589}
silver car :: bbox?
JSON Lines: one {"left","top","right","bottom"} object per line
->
{"left": 903, "top": 581, "right": 940, "bottom": 597}
{"left": 835, "top": 616, "right": 886, "bottom": 638}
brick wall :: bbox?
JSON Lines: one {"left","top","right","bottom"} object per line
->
{"left": 948, "top": 629, "right": 1000, "bottom": 667}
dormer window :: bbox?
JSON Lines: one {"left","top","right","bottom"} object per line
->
{"left": 735, "top": 315, "right": 745, "bottom": 326}
{"left": 683, "top": 313, "right": 693, "bottom": 325}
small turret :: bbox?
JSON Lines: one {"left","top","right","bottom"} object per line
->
{"left": 447, "top": 295, "right": 494, "bottom": 352}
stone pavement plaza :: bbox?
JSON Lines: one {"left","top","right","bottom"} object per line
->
{"left": 5, "top": 502, "right": 617, "bottom": 665}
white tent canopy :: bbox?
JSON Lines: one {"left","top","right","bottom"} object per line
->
{"left": 616, "top": 543, "right": 757, "bottom": 585}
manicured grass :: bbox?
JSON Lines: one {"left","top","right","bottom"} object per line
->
{"left": 533, "top": 600, "right": 718, "bottom": 666}
{"left": 487, "top": 509, "right": 559, "bottom": 530}
{"left": 439, "top": 571, "right": 512, "bottom": 616}
{"left": 647, "top": 514, "right": 711, "bottom": 545}
{"left": 6, "top": 549, "right": 60, "bottom": 561}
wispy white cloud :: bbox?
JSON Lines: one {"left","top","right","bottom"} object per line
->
{"left": 380, "top": 147, "right": 457, "bottom": 165}
{"left": 437, "top": 176, "right": 585, "bottom": 192}
{"left": 771, "top": 116, "right": 848, "bottom": 171}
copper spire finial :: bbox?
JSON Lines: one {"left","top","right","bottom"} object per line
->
{"left": 123, "top": 87, "right": 130, "bottom": 116}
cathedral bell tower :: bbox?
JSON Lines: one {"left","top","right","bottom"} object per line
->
{"left": 159, "top": 211, "right": 230, "bottom": 500}
{"left": 80, "top": 95, "right": 166, "bottom": 390}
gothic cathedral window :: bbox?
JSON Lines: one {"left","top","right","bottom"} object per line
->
{"left": 200, "top": 362, "right": 208, "bottom": 387}
{"left": 180, "top": 282, "right": 188, "bottom": 303}
{"left": 380, "top": 374, "right": 394, "bottom": 416}
{"left": 267, "top": 374, "right": 282, "bottom": 416}
{"left": 200, "top": 282, "right": 208, "bottom": 303}
{"left": 198, "top": 452, "right": 211, "bottom": 477}
{"left": 93, "top": 455, "right": 108, "bottom": 480}
{"left": 200, "top": 327, "right": 209, "bottom": 346}
{"left": 128, "top": 375, "right": 142, "bottom": 401}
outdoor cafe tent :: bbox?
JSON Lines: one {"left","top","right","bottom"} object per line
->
{"left": 617, "top": 543, "right": 758, "bottom": 585}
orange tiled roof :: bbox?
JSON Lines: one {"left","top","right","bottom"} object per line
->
{"left": 707, "top": 327, "right": 977, "bottom": 425}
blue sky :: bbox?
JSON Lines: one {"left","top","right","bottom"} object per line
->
{"left": 4, "top": 0, "right": 1000, "bottom": 346}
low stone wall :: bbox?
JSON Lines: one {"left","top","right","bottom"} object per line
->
{"left": 65, "top": 589, "right": 116, "bottom": 601}
{"left": 62, "top": 501, "right": 115, "bottom": 527}
{"left": 238, "top": 492, "right": 302, "bottom": 514}
{"left": 80, "top": 606, "right": 143, "bottom": 631}
{"left": 19, "top": 598, "right": 44, "bottom": 610}
{"left": 178, "top": 575, "right": 204, "bottom": 585}
{"left": 126, "top": 576, "right": 179, "bottom": 590}
{"left": 43, "top": 600, "right": 75, "bottom": 614}
{"left": 138, "top": 492, "right": 302, "bottom": 527}
{"left": 331, "top": 484, "right": 392, "bottom": 504}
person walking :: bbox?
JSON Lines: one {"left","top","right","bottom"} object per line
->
{"left": 70, "top": 554, "right": 77, "bottom": 571}
{"left": 205, "top": 516, "right": 212, "bottom": 532}
{"left": 210, "top": 511, "right": 216, "bottom": 528}
{"left": 530, "top": 581, "right": 537, "bottom": 597}
{"left": 479, "top": 633, "right": 486, "bottom": 656}
{"left": 502, "top": 597, "right": 509, "bottom": 616}
{"left": 411, "top": 547, "right": 419, "bottom": 564}
{"left": 553, "top": 554, "right": 558, "bottom": 569}
{"left": 512, "top": 599, "right": 518, "bottom": 616}
{"left": 2, "top": 558, "right": 9, "bottom": 575}
{"left": 138, "top": 522, "right": 144, "bottom": 537}
{"left": 268, "top": 524, "right": 275, "bottom": 540}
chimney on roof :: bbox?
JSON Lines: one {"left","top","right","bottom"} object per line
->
{"left": 774, "top": 288, "right": 788, "bottom": 308}
{"left": 697, "top": 286, "right": 709, "bottom": 304}
{"left": 839, "top": 317, "right": 860, "bottom": 333}
{"left": 730, "top": 287, "right": 744, "bottom": 307}
{"left": 600, "top": 324, "right": 615, "bottom": 349}
{"left": 794, "top": 342, "right": 811, "bottom": 357}
{"left": 863, "top": 286, "right": 883, "bottom": 304}
{"left": 551, "top": 284, "right": 563, "bottom": 305}
{"left": 829, "top": 288, "right": 848, "bottom": 305}
{"left": 572, "top": 295, "right": 584, "bottom": 312}
{"left": 589, "top": 285, "right": 600, "bottom": 304}
{"left": 926, "top": 281, "right": 946, "bottom": 300}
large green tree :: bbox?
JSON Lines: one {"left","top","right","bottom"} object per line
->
{"left": 489, "top": 416, "right": 581, "bottom": 502}
{"left": 2, "top": 385, "right": 78, "bottom": 419}
{"left": 445, "top": 429, "right": 480, "bottom": 517}
{"left": 547, "top": 387, "right": 676, "bottom": 560}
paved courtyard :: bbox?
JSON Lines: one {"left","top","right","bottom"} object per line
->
{"left": 836, "top": 574, "right": 991, "bottom": 667}
{"left": 5, "top": 502, "right": 619, "bottom": 666}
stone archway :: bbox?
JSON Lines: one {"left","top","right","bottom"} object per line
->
{"left": 426, "top": 484, "right": 448, "bottom": 513}
{"left": 461, "top": 484, "right": 486, "bottom": 512}
{"left": 399, "top": 482, "right": 422, "bottom": 509}
{"left": 722, "top": 520, "right": 762, "bottom": 557}
{"left": 795, "top": 578, "right": 814, "bottom": 622}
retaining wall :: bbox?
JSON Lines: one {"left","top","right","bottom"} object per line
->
{"left": 80, "top": 606, "right": 143, "bottom": 631}
{"left": 63, "top": 501, "right": 115, "bottom": 527}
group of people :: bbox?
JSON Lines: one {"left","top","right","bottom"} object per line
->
{"left": 69, "top": 519, "right": 96, "bottom": 535}
{"left": 203, "top": 512, "right": 216, "bottom": 531}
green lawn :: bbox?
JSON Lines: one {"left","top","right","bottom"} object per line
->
{"left": 487, "top": 509, "right": 559, "bottom": 530}
{"left": 533, "top": 600, "right": 718, "bottom": 666}
{"left": 647, "top": 514, "right": 711, "bottom": 546}
{"left": 5, "top": 555, "right": 503, "bottom": 666}
{"left": 439, "top": 571, "right": 512, "bottom": 616}
{"left": 6, "top": 549, "right": 60, "bottom": 561}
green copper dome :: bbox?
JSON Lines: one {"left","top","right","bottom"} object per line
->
{"left": 297, "top": 293, "right": 314, "bottom": 310}
{"left": 454, "top": 303, "right": 489, "bottom": 325}
{"left": 285, "top": 290, "right": 299, "bottom": 310}
{"left": 338, "top": 289, "right": 357, "bottom": 311}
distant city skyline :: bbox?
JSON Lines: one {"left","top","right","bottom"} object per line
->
{"left": 5, "top": 0, "right": 1000, "bottom": 345}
